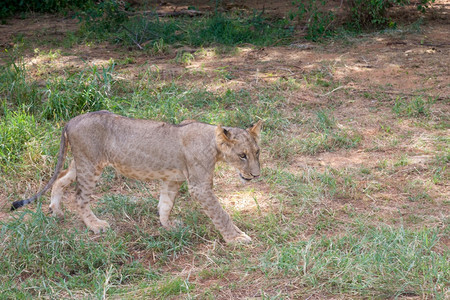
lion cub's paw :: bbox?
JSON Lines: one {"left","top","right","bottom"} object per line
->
{"left": 226, "top": 232, "right": 252, "bottom": 244}
{"left": 162, "top": 219, "right": 184, "bottom": 230}
{"left": 49, "top": 204, "right": 64, "bottom": 218}
{"left": 88, "top": 220, "right": 110, "bottom": 234}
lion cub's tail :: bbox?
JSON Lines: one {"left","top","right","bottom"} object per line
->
{"left": 11, "top": 126, "right": 69, "bottom": 211}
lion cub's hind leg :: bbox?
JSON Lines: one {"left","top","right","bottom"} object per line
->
{"left": 75, "top": 162, "right": 109, "bottom": 234}
{"left": 49, "top": 160, "right": 76, "bottom": 217}
{"left": 158, "top": 180, "right": 183, "bottom": 229}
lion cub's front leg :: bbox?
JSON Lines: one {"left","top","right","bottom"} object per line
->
{"left": 189, "top": 183, "right": 252, "bottom": 244}
{"left": 158, "top": 180, "right": 183, "bottom": 229}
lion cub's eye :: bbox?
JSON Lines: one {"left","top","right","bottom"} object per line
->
{"left": 239, "top": 153, "right": 247, "bottom": 160}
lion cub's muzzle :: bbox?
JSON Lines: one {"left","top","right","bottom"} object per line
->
{"left": 239, "top": 173, "right": 260, "bottom": 182}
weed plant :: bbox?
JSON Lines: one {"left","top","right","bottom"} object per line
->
{"left": 392, "top": 96, "right": 433, "bottom": 118}
{"left": 0, "top": 52, "right": 41, "bottom": 113}
{"left": 1, "top": 0, "right": 92, "bottom": 21}
{"left": 42, "top": 63, "right": 114, "bottom": 121}
{"left": 0, "top": 109, "right": 38, "bottom": 169}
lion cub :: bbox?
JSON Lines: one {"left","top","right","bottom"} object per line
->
{"left": 12, "top": 111, "right": 262, "bottom": 244}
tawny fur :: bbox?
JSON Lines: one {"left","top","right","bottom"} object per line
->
{"left": 13, "top": 111, "right": 262, "bottom": 244}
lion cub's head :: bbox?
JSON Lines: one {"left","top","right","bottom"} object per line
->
{"left": 215, "top": 120, "right": 262, "bottom": 182}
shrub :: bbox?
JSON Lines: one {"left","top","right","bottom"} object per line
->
{"left": 78, "top": 5, "right": 293, "bottom": 47}
{"left": 346, "top": 0, "right": 436, "bottom": 31}
{"left": 1, "top": 0, "right": 92, "bottom": 21}
{"left": 290, "top": 0, "right": 335, "bottom": 41}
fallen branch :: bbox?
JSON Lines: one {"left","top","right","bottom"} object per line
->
{"left": 156, "top": 9, "right": 205, "bottom": 17}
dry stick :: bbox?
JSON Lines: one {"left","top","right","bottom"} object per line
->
{"left": 419, "top": 42, "right": 450, "bottom": 47}
{"left": 319, "top": 86, "right": 344, "bottom": 97}
{"left": 121, "top": 25, "right": 143, "bottom": 50}
{"left": 318, "top": 85, "right": 446, "bottom": 100}
{"left": 359, "top": 89, "right": 447, "bottom": 101}
{"left": 156, "top": 9, "right": 204, "bottom": 17}
{"left": 127, "top": 9, "right": 205, "bottom": 17}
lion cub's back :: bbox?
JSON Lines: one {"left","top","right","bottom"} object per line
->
{"left": 65, "top": 111, "right": 192, "bottom": 168}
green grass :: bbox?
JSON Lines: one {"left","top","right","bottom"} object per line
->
{"left": 1, "top": 57, "right": 446, "bottom": 297}
{"left": 392, "top": 96, "right": 433, "bottom": 118}
{"left": 0, "top": 52, "right": 42, "bottom": 112}
{"left": 260, "top": 225, "right": 448, "bottom": 298}
{"left": 266, "top": 110, "right": 361, "bottom": 159}
{"left": 0, "top": 205, "right": 160, "bottom": 298}
{"left": 78, "top": 10, "right": 294, "bottom": 48}
{"left": 0, "top": 109, "right": 38, "bottom": 167}
{"left": 1, "top": 10, "right": 448, "bottom": 299}
{"left": 264, "top": 166, "right": 358, "bottom": 206}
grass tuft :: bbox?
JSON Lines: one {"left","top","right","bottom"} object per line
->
{"left": 392, "top": 96, "right": 432, "bottom": 118}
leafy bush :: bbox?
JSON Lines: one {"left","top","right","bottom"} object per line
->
{"left": 1, "top": 0, "right": 92, "bottom": 20}
{"left": 346, "top": 0, "right": 436, "bottom": 31}
{"left": 77, "top": 0, "right": 129, "bottom": 35}
{"left": 289, "top": 0, "right": 436, "bottom": 36}
{"left": 290, "top": 0, "right": 335, "bottom": 41}
{"left": 78, "top": 4, "right": 293, "bottom": 47}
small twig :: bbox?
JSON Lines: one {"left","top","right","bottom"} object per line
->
{"left": 316, "top": 85, "right": 445, "bottom": 101}
{"left": 128, "top": 9, "right": 205, "bottom": 17}
{"left": 355, "top": 88, "right": 446, "bottom": 101}
{"left": 419, "top": 42, "right": 450, "bottom": 47}
{"left": 277, "top": 67, "right": 294, "bottom": 75}
{"left": 319, "top": 86, "right": 344, "bottom": 97}
{"left": 364, "top": 193, "right": 377, "bottom": 203}
{"left": 121, "top": 25, "right": 143, "bottom": 50}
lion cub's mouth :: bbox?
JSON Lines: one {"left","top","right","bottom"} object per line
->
{"left": 239, "top": 174, "right": 253, "bottom": 181}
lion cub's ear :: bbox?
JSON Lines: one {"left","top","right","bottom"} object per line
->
{"left": 216, "top": 125, "right": 236, "bottom": 147}
{"left": 247, "top": 120, "right": 263, "bottom": 143}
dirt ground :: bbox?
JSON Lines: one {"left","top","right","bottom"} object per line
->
{"left": 0, "top": 0, "right": 449, "bottom": 298}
